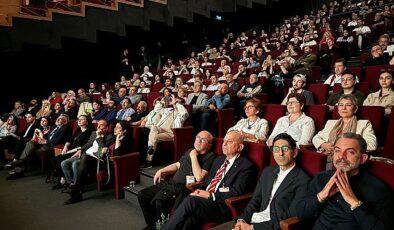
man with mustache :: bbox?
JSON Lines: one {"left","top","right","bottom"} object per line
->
{"left": 296, "top": 133, "right": 394, "bottom": 229}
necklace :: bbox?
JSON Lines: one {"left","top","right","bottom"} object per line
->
{"left": 247, "top": 119, "right": 257, "bottom": 130}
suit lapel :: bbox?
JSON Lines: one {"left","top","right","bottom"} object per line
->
{"left": 271, "top": 167, "right": 299, "bottom": 201}
{"left": 261, "top": 167, "right": 279, "bottom": 209}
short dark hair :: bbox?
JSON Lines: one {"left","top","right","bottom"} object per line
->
{"left": 334, "top": 133, "right": 367, "bottom": 153}
{"left": 272, "top": 133, "right": 297, "bottom": 150}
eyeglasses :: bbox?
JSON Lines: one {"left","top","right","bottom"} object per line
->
{"left": 196, "top": 135, "right": 209, "bottom": 144}
{"left": 244, "top": 105, "right": 255, "bottom": 110}
{"left": 286, "top": 101, "right": 300, "bottom": 105}
{"left": 272, "top": 145, "right": 291, "bottom": 153}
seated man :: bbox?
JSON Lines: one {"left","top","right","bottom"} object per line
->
{"left": 163, "top": 131, "right": 257, "bottom": 230}
{"left": 200, "top": 83, "right": 231, "bottom": 132}
{"left": 212, "top": 133, "right": 311, "bottom": 230}
{"left": 324, "top": 70, "right": 365, "bottom": 111}
{"left": 138, "top": 131, "right": 216, "bottom": 230}
{"left": 281, "top": 74, "right": 314, "bottom": 105}
{"left": 297, "top": 133, "right": 394, "bottom": 229}
{"left": 6, "top": 114, "right": 70, "bottom": 180}
{"left": 65, "top": 119, "right": 115, "bottom": 204}
{"left": 141, "top": 99, "right": 189, "bottom": 168}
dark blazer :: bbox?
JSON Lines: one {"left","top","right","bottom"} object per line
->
{"left": 81, "top": 131, "right": 115, "bottom": 153}
{"left": 201, "top": 154, "right": 257, "bottom": 214}
{"left": 20, "top": 121, "right": 39, "bottom": 140}
{"left": 239, "top": 165, "right": 310, "bottom": 230}
{"left": 45, "top": 125, "right": 69, "bottom": 145}
{"left": 113, "top": 135, "right": 132, "bottom": 156}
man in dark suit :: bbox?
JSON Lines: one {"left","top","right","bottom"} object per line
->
{"left": 6, "top": 114, "right": 70, "bottom": 180}
{"left": 65, "top": 118, "right": 115, "bottom": 204}
{"left": 163, "top": 131, "right": 257, "bottom": 230}
{"left": 213, "top": 133, "right": 310, "bottom": 230}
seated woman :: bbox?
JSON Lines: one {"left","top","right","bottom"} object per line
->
{"left": 52, "top": 115, "right": 93, "bottom": 189}
{"left": 313, "top": 94, "right": 377, "bottom": 157}
{"left": 267, "top": 93, "right": 315, "bottom": 148}
{"left": 227, "top": 98, "right": 268, "bottom": 143}
{"left": 363, "top": 69, "right": 394, "bottom": 116}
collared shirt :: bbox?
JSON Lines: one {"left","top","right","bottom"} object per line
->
{"left": 211, "top": 154, "right": 239, "bottom": 193}
{"left": 251, "top": 163, "right": 296, "bottom": 223}
{"left": 268, "top": 113, "right": 315, "bottom": 148}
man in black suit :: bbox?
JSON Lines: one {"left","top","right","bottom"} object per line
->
{"left": 65, "top": 118, "right": 115, "bottom": 204}
{"left": 6, "top": 114, "right": 70, "bottom": 180}
{"left": 163, "top": 131, "right": 257, "bottom": 230}
{"left": 213, "top": 133, "right": 310, "bottom": 230}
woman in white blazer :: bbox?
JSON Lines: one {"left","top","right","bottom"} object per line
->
{"left": 313, "top": 94, "right": 377, "bottom": 155}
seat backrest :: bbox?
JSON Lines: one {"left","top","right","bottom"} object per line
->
{"left": 364, "top": 160, "right": 394, "bottom": 190}
{"left": 151, "top": 83, "right": 164, "bottom": 92}
{"left": 146, "top": 91, "right": 161, "bottom": 111}
{"left": 261, "top": 104, "right": 287, "bottom": 131}
{"left": 304, "top": 105, "right": 329, "bottom": 133}
{"left": 17, "top": 117, "right": 28, "bottom": 134}
{"left": 364, "top": 65, "right": 394, "bottom": 92}
{"left": 217, "top": 108, "right": 235, "bottom": 138}
{"left": 306, "top": 84, "right": 329, "bottom": 104}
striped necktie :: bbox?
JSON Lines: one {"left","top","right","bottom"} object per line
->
{"left": 207, "top": 159, "right": 229, "bottom": 193}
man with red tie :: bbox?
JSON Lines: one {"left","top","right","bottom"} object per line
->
{"left": 163, "top": 131, "right": 257, "bottom": 230}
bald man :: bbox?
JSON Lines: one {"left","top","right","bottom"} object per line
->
{"left": 138, "top": 131, "right": 216, "bottom": 230}
{"left": 164, "top": 131, "right": 257, "bottom": 230}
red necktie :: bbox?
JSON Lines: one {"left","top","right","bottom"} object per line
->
{"left": 207, "top": 159, "right": 229, "bottom": 193}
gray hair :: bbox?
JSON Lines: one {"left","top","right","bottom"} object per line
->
{"left": 338, "top": 94, "right": 358, "bottom": 106}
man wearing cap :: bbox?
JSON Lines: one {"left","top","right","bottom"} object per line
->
{"left": 282, "top": 74, "right": 314, "bottom": 105}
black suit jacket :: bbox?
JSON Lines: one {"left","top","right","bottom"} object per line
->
{"left": 239, "top": 165, "right": 310, "bottom": 230}
{"left": 20, "top": 121, "right": 39, "bottom": 140}
{"left": 81, "top": 131, "right": 115, "bottom": 154}
{"left": 45, "top": 125, "right": 69, "bottom": 145}
{"left": 201, "top": 154, "right": 257, "bottom": 214}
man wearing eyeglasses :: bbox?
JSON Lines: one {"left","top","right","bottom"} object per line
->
{"left": 138, "top": 130, "right": 216, "bottom": 230}
{"left": 211, "top": 133, "right": 310, "bottom": 230}
{"left": 324, "top": 70, "right": 366, "bottom": 111}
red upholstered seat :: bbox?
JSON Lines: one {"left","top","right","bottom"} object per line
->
{"left": 304, "top": 105, "right": 329, "bottom": 133}
{"left": 261, "top": 104, "right": 287, "bottom": 131}
{"left": 306, "top": 84, "right": 329, "bottom": 105}
{"left": 364, "top": 65, "right": 394, "bottom": 92}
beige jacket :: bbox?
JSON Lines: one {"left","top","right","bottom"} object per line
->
{"left": 312, "top": 120, "right": 377, "bottom": 152}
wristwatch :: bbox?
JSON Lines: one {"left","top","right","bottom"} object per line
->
{"left": 350, "top": 200, "right": 363, "bottom": 211}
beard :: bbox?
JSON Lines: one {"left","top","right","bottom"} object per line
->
{"left": 334, "top": 158, "right": 359, "bottom": 172}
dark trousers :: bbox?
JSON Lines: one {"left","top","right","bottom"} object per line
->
{"left": 138, "top": 184, "right": 175, "bottom": 229}
{"left": 51, "top": 154, "right": 70, "bottom": 179}
{"left": 163, "top": 196, "right": 232, "bottom": 230}
{"left": 138, "top": 180, "right": 190, "bottom": 229}
{"left": 138, "top": 127, "right": 150, "bottom": 164}
{"left": 73, "top": 154, "right": 96, "bottom": 190}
